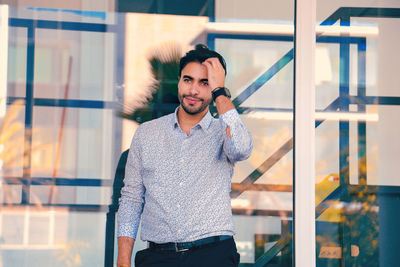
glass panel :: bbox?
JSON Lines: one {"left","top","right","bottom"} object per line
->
{"left": 31, "top": 106, "right": 117, "bottom": 180}
{"left": 2, "top": 6, "right": 123, "bottom": 266}
{"left": 316, "top": 2, "right": 400, "bottom": 266}
{"left": 2, "top": 2, "right": 294, "bottom": 266}
{"left": 30, "top": 185, "right": 112, "bottom": 205}
{"left": 0, "top": 208, "right": 106, "bottom": 266}
{"left": 2, "top": 103, "right": 25, "bottom": 178}
{"left": 33, "top": 29, "right": 115, "bottom": 101}
{"left": 7, "top": 27, "right": 27, "bottom": 98}
{"left": 214, "top": 1, "right": 294, "bottom": 264}
{"left": 218, "top": 39, "right": 294, "bottom": 109}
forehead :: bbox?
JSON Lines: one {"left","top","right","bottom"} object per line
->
{"left": 181, "top": 62, "right": 208, "bottom": 78}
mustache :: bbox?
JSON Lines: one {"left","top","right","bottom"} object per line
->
{"left": 183, "top": 95, "right": 204, "bottom": 101}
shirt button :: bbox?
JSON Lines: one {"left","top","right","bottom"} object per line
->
{"left": 177, "top": 204, "right": 181, "bottom": 208}
{"left": 180, "top": 159, "right": 184, "bottom": 163}
{"left": 178, "top": 229, "right": 182, "bottom": 233}
{"left": 179, "top": 182, "right": 183, "bottom": 187}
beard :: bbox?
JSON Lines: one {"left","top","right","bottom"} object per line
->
{"left": 178, "top": 93, "right": 212, "bottom": 115}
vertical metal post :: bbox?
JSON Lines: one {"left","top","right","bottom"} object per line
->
{"left": 293, "top": 0, "right": 316, "bottom": 266}
{"left": 339, "top": 12, "right": 351, "bottom": 267}
{"left": 207, "top": 0, "right": 215, "bottom": 22}
{"left": 357, "top": 38, "right": 367, "bottom": 184}
{"left": 0, "top": 5, "right": 8, "bottom": 118}
{"left": 339, "top": 15, "right": 350, "bottom": 186}
{"left": 21, "top": 20, "right": 35, "bottom": 204}
{"left": 104, "top": 11, "right": 126, "bottom": 267}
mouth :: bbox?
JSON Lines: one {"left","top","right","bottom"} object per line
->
{"left": 185, "top": 96, "right": 202, "bottom": 105}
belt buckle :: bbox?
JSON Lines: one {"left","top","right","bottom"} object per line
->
{"left": 175, "top": 243, "right": 189, "bottom": 252}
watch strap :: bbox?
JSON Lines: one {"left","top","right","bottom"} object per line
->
{"left": 212, "top": 87, "right": 231, "bottom": 101}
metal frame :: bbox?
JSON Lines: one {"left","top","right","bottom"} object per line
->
{"left": 6, "top": 17, "right": 118, "bottom": 204}
{"left": 3, "top": 5, "right": 400, "bottom": 267}
{"left": 293, "top": 0, "right": 316, "bottom": 266}
{"left": 0, "top": 5, "right": 8, "bottom": 118}
{"left": 5, "top": 13, "right": 125, "bottom": 266}
{"left": 208, "top": 6, "right": 400, "bottom": 267}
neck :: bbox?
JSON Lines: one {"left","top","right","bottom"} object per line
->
{"left": 177, "top": 106, "right": 208, "bottom": 131}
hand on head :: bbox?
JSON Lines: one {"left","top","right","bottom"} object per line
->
{"left": 202, "top": 58, "right": 226, "bottom": 91}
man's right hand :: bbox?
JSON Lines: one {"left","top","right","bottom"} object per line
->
{"left": 117, "top": 236, "right": 135, "bottom": 267}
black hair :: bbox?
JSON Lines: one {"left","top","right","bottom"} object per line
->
{"left": 179, "top": 44, "right": 227, "bottom": 76}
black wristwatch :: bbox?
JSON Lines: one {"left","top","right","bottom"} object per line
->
{"left": 212, "top": 87, "right": 231, "bottom": 101}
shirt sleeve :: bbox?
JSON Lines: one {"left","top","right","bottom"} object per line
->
{"left": 117, "top": 126, "right": 145, "bottom": 239}
{"left": 219, "top": 109, "right": 253, "bottom": 162}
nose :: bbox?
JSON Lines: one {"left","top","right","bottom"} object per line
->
{"left": 189, "top": 83, "right": 199, "bottom": 95}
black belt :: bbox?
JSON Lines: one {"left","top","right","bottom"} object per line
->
{"left": 148, "top": 235, "right": 232, "bottom": 252}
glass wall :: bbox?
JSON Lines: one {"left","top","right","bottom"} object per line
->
{"left": 315, "top": 1, "right": 400, "bottom": 266}
{"left": 0, "top": 1, "right": 296, "bottom": 266}
{"left": 0, "top": 1, "right": 294, "bottom": 266}
{"left": 2, "top": 1, "right": 398, "bottom": 266}
{"left": 2, "top": 6, "right": 123, "bottom": 267}
{"left": 214, "top": 1, "right": 294, "bottom": 265}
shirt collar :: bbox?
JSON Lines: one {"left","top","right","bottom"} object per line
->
{"left": 172, "top": 106, "right": 213, "bottom": 131}
{"left": 173, "top": 107, "right": 180, "bottom": 128}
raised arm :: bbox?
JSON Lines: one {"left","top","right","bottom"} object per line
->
{"left": 202, "top": 58, "right": 253, "bottom": 162}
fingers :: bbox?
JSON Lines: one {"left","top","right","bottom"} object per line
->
{"left": 202, "top": 57, "right": 225, "bottom": 90}
{"left": 202, "top": 58, "right": 224, "bottom": 75}
{"left": 203, "top": 58, "right": 222, "bottom": 70}
{"left": 202, "top": 59, "right": 212, "bottom": 70}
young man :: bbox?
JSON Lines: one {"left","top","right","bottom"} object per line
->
{"left": 117, "top": 44, "right": 253, "bottom": 267}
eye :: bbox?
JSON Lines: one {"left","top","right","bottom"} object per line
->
{"left": 183, "top": 78, "right": 191, "bottom": 83}
{"left": 202, "top": 81, "right": 209, "bottom": 86}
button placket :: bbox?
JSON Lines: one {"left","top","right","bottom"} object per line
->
{"left": 176, "top": 135, "right": 185, "bottom": 187}
{"left": 179, "top": 136, "right": 190, "bottom": 187}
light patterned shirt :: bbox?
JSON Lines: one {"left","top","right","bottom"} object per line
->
{"left": 117, "top": 107, "right": 252, "bottom": 243}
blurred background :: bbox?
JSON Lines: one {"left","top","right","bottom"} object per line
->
{"left": 0, "top": 0, "right": 399, "bottom": 266}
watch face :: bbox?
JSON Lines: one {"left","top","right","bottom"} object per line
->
{"left": 225, "top": 88, "right": 231, "bottom": 98}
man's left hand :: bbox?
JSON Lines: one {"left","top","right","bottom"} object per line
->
{"left": 202, "top": 58, "right": 225, "bottom": 91}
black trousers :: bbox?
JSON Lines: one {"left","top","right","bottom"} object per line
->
{"left": 134, "top": 237, "right": 240, "bottom": 267}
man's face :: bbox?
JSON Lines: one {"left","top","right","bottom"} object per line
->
{"left": 178, "top": 61, "right": 212, "bottom": 115}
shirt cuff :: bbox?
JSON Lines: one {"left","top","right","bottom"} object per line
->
{"left": 117, "top": 222, "right": 138, "bottom": 239}
{"left": 219, "top": 108, "right": 240, "bottom": 126}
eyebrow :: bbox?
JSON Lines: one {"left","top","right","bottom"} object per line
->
{"left": 182, "top": 75, "right": 208, "bottom": 82}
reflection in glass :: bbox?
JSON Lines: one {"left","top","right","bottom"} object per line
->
{"left": 1, "top": 2, "right": 298, "bottom": 266}
{"left": 315, "top": 2, "right": 400, "bottom": 266}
